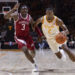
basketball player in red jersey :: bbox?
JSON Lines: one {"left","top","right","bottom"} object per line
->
{"left": 4, "top": 3, "right": 42, "bottom": 71}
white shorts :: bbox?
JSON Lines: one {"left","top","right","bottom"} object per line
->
{"left": 46, "top": 36, "right": 67, "bottom": 53}
{"left": 47, "top": 38, "right": 60, "bottom": 53}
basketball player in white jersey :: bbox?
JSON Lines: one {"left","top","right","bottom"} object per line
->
{"left": 35, "top": 7, "right": 75, "bottom": 62}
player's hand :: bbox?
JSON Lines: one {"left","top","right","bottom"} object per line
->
{"left": 13, "top": 3, "right": 20, "bottom": 11}
{"left": 61, "top": 31, "right": 67, "bottom": 36}
{"left": 61, "top": 31, "right": 68, "bottom": 40}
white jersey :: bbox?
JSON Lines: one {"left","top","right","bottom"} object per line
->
{"left": 42, "top": 15, "right": 60, "bottom": 39}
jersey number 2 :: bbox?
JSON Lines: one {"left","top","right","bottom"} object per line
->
{"left": 21, "top": 24, "right": 25, "bottom": 30}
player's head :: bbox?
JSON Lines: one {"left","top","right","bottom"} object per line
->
{"left": 46, "top": 7, "right": 54, "bottom": 17}
{"left": 20, "top": 5, "right": 28, "bottom": 15}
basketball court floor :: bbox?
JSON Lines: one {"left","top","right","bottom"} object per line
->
{"left": 0, "top": 49, "right": 75, "bottom": 75}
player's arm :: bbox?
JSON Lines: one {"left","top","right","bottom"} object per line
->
{"left": 35, "top": 17, "right": 45, "bottom": 37}
{"left": 56, "top": 18, "right": 69, "bottom": 35}
{"left": 35, "top": 17, "right": 43, "bottom": 27}
{"left": 30, "top": 16, "right": 43, "bottom": 37}
{"left": 29, "top": 16, "right": 35, "bottom": 31}
{"left": 4, "top": 3, "right": 20, "bottom": 21}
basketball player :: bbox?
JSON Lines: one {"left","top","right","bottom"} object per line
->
{"left": 4, "top": 3, "right": 41, "bottom": 71}
{"left": 35, "top": 7, "right": 75, "bottom": 62}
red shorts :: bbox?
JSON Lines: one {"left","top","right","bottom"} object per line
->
{"left": 15, "top": 35, "right": 35, "bottom": 51}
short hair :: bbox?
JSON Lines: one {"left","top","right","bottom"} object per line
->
{"left": 18, "top": 4, "right": 28, "bottom": 12}
{"left": 21, "top": 5, "right": 28, "bottom": 9}
{"left": 46, "top": 7, "right": 53, "bottom": 11}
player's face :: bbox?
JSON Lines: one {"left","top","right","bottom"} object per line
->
{"left": 20, "top": 7, "right": 28, "bottom": 16}
{"left": 46, "top": 10, "right": 54, "bottom": 17}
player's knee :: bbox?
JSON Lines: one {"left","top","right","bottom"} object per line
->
{"left": 61, "top": 44, "right": 68, "bottom": 51}
{"left": 61, "top": 44, "right": 67, "bottom": 48}
{"left": 22, "top": 46, "right": 28, "bottom": 52}
{"left": 30, "top": 50, "right": 35, "bottom": 58}
{"left": 55, "top": 51, "right": 62, "bottom": 59}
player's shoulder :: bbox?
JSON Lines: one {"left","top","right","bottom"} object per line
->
{"left": 27, "top": 14, "right": 31, "bottom": 18}
{"left": 55, "top": 16, "right": 63, "bottom": 25}
{"left": 54, "top": 16, "right": 62, "bottom": 22}
{"left": 28, "top": 14, "right": 31, "bottom": 17}
{"left": 43, "top": 15, "right": 46, "bottom": 18}
{"left": 41, "top": 15, "right": 46, "bottom": 20}
{"left": 27, "top": 14, "right": 32, "bottom": 21}
{"left": 40, "top": 15, "right": 46, "bottom": 23}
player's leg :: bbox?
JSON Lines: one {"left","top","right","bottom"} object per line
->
{"left": 22, "top": 46, "right": 38, "bottom": 72}
{"left": 26, "top": 35, "right": 36, "bottom": 58}
{"left": 55, "top": 51, "right": 62, "bottom": 59}
{"left": 22, "top": 46, "right": 35, "bottom": 63}
{"left": 25, "top": 35, "right": 38, "bottom": 71}
{"left": 30, "top": 50, "right": 35, "bottom": 58}
{"left": 61, "top": 44, "right": 75, "bottom": 62}
{"left": 28, "top": 49, "right": 38, "bottom": 72}
{"left": 47, "top": 38, "right": 66, "bottom": 60}
{"left": 55, "top": 48, "right": 66, "bottom": 61}
{"left": 22, "top": 45, "right": 38, "bottom": 72}
{"left": 51, "top": 45, "right": 66, "bottom": 61}
{"left": 15, "top": 37, "right": 36, "bottom": 64}
{"left": 47, "top": 39, "right": 62, "bottom": 58}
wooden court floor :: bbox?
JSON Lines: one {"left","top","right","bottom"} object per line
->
{"left": 0, "top": 49, "right": 75, "bottom": 75}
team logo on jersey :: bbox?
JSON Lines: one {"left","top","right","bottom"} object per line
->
{"left": 19, "top": 21, "right": 29, "bottom": 25}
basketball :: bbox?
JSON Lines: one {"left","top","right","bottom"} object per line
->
{"left": 55, "top": 32, "right": 67, "bottom": 44}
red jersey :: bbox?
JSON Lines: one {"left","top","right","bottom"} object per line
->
{"left": 15, "top": 13, "right": 31, "bottom": 38}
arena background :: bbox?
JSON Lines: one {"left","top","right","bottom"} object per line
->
{"left": 0, "top": 0, "right": 75, "bottom": 49}
{"left": 0, "top": 0, "right": 75, "bottom": 75}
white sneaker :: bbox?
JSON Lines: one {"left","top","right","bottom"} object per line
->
{"left": 32, "top": 71, "right": 39, "bottom": 75}
{"left": 32, "top": 64, "right": 38, "bottom": 72}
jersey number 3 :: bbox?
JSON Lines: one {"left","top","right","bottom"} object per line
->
{"left": 21, "top": 24, "right": 25, "bottom": 30}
